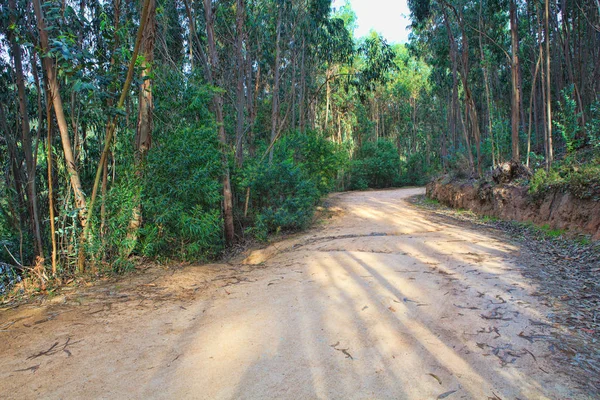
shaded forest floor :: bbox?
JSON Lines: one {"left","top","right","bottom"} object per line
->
{"left": 0, "top": 188, "right": 598, "bottom": 398}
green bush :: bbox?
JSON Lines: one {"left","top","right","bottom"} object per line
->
{"left": 349, "top": 140, "right": 400, "bottom": 189}
{"left": 244, "top": 130, "right": 344, "bottom": 240}
{"left": 401, "top": 152, "right": 434, "bottom": 186}
{"left": 140, "top": 125, "right": 224, "bottom": 261}
{"left": 586, "top": 99, "right": 600, "bottom": 148}
{"left": 528, "top": 153, "right": 600, "bottom": 200}
{"left": 554, "top": 85, "right": 583, "bottom": 153}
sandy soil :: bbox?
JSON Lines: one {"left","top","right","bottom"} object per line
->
{"left": 0, "top": 188, "right": 591, "bottom": 399}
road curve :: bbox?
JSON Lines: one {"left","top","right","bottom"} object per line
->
{"left": 0, "top": 188, "right": 587, "bottom": 399}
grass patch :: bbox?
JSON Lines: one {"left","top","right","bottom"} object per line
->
{"left": 529, "top": 150, "right": 600, "bottom": 200}
{"left": 423, "top": 197, "right": 440, "bottom": 206}
{"left": 576, "top": 236, "right": 591, "bottom": 246}
{"left": 480, "top": 215, "right": 499, "bottom": 223}
{"left": 538, "top": 224, "right": 566, "bottom": 238}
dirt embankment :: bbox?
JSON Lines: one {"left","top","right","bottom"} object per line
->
{"left": 427, "top": 176, "right": 600, "bottom": 240}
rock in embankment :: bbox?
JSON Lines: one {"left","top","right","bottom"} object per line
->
{"left": 426, "top": 176, "right": 600, "bottom": 240}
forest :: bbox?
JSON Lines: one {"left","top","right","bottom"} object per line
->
{"left": 1, "top": 0, "right": 599, "bottom": 292}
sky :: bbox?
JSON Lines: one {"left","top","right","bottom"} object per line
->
{"left": 331, "top": 0, "right": 413, "bottom": 44}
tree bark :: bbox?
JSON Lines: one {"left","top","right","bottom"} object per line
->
{"left": 269, "top": 5, "right": 283, "bottom": 162}
{"left": 545, "top": 0, "right": 553, "bottom": 168}
{"left": 127, "top": 0, "right": 157, "bottom": 257}
{"left": 135, "top": 0, "right": 156, "bottom": 158}
{"left": 478, "top": 2, "right": 495, "bottom": 167}
{"left": 299, "top": 36, "right": 306, "bottom": 133}
{"left": 510, "top": 0, "right": 521, "bottom": 162}
{"left": 46, "top": 92, "right": 57, "bottom": 275}
{"left": 203, "top": 0, "right": 235, "bottom": 245}
{"left": 8, "top": 0, "right": 44, "bottom": 258}
{"left": 33, "top": 0, "right": 87, "bottom": 227}
{"left": 234, "top": 0, "right": 246, "bottom": 167}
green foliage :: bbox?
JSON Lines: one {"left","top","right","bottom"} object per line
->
{"left": 90, "top": 168, "right": 140, "bottom": 272}
{"left": 554, "top": 85, "right": 583, "bottom": 154}
{"left": 529, "top": 152, "right": 600, "bottom": 200}
{"left": 349, "top": 140, "right": 400, "bottom": 189}
{"left": 401, "top": 152, "right": 435, "bottom": 186}
{"left": 140, "top": 125, "right": 224, "bottom": 261}
{"left": 538, "top": 224, "right": 565, "bottom": 238}
{"left": 585, "top": 99, "right": 600, "bottom": 149}
{"left": 138, "top": 69, "right": 224, "bottom": 261}
{"left": 244, "top": 130, "right": 345, "bottom": 240}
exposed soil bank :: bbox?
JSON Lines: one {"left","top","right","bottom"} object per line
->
{"left": 427, "top": 177, "right": 600, "bottom": 240}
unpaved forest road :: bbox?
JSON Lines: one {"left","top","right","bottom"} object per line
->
{"left": 0, "top": 188, "right": 592, "bottom": 399}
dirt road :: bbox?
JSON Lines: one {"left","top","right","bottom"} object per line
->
{"left": 0, "top": 188, "right": 590, "bottom": 399}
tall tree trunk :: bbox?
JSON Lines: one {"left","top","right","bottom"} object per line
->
{"left": 269, "top": 5, "right": 283, "bottom": 162}
{"left": 479, "top": 1, "right": 495, "bottom": 167}
{"left": 510, "top": 0, "right": 521, "bottom": 162}
{"left": 527, "top": 43, "right": 543, "bottom": 167}
{"left": 442, "top": 5, "right": 476, "bottom": 175}
{"left": 203, "top": 0, "right": 235, "bottom": 245}
{"left": 8, "top": 0, "right": 44, "bottom": 258}
{"left": 234, "top": 0, "right": 245, "bottom": 167}
{"left": 291, "top": 50, "right": 297, "bottom": 131}
{"left": 0, "top": 104, "right": 27, "bottom": 262}
{"left": 46, "top": 91, "right": 57, "bottom": 275}
{"left": 299, "top": 36, "right": 306, "bottom": 133}
{"left": 135, "top": 0, "right": 156, "bottom": 158}
{"left": 441, "top": 9, "right": 460, "bottom": 158}
{"left": 33, "top": 0, "right": 87, "bottom": 227}
{"left": 247, "top": 44, "right": 259, "bottom": 158}
{"left": 325, "top": 67, "right": 331, "bottom": 131}
{"left": 127, "top": 0, "right": 156, "bottom": 256}
{"left": 183, "top": 0, "right": 210, "bottom": 77}
{"left": 545, "top": 0, "right": 553, "bottom": 168}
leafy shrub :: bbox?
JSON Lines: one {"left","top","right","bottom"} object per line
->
{"left": 585, "top": 99, "right": 600, "bottom": 148}
{"left": 244, "top": 130, "right": 344, "bottom": 240}
{"left": 528, "top": 153, "right": 600, "bottom": 200}
{"left": 140, "top": 126, "right": 224, "bottom": 261}
{"left": 555, "top": 85, "right": 583, "bottom": 153}
{"left": 401, "top": 152, "right": 434, "bottom": 186}
{"left": 349, "top": 140, "right": 400, "bottom": 189}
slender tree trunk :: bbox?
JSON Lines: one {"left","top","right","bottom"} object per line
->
{"left": 510, "top": 0, "right": 521, "bottom": 162}
{"left": 479, "top": 2, "right": 495, "bottom": 167}
{"left": 183, "top": 0, "right": 210, "bottom": 77}
{"left": 135, "top": 0, "right": 156, "bottom": 158}
{"left": 248, "top": 46, "right": 260, "bottom": 158}
{"left": 560, "top": 0, "right": 585, "bottom": 128}
{"left": 269, "top": 6, "right": 283, "bottom": 162}
{"left": 127, "top": 0, "right": 156, "bottom": 256}
{"left": 291, "top": 50, "right": 297, "bottom": 131}
{"left": 9, "top": 0, "right": 44, "bottom": 258}
{"left": 299, "top": 37, "right": 306, "bottom": 134}
{"left": 442, "top": 9, "right": 459, "bottom": 156}
{"left": 325, "top": 67, "right": 331, "bottom": 131}
{"left": 527, "top": 45, "right": 542, "bottom": 167}
{"left": 545, "top": 0, "right": 553, "bottom": 168}
{"left": 33, "top": 0, "right": 87, "bottom": 226}
{"left": 234, "top": 0, "right": 245, "bottom": 167}
{"left": 203, "top": 0, "right": 235, "bottom": 245}
{"left": 444, "top": 6, "right": 477, "bottom": 175}
{"left": 46, "top": 94, "right": 57, "bottom": 274}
